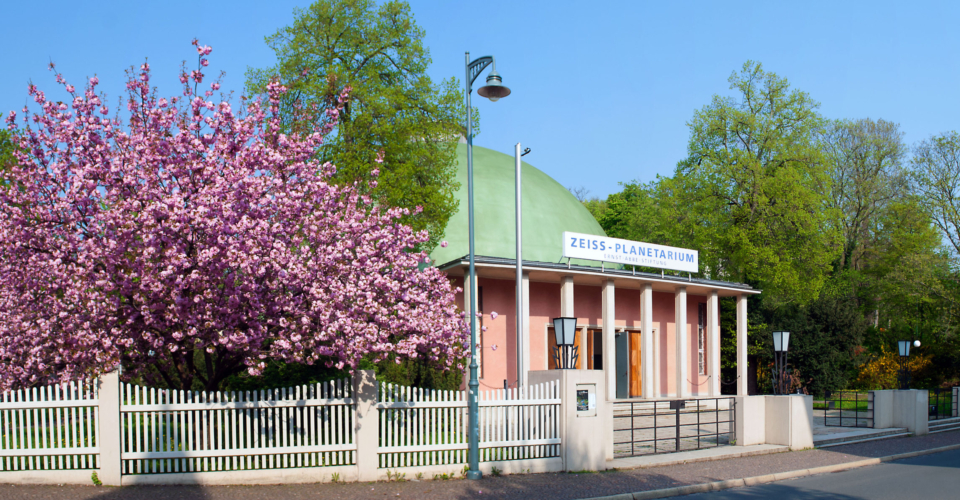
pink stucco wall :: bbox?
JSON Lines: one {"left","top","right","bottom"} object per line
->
{"left": 452, "top": 276, "right": 713, "bottom": 396}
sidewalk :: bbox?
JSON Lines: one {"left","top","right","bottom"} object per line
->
{"left": 2, "top": 430, "right": 959, "bottom": 500}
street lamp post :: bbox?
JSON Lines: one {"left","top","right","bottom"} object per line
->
{"left": 772, "top": 331, "right": 790, "bottom": 395}
{"left": 464, "top": 52, "right": 511, "bottom": 481}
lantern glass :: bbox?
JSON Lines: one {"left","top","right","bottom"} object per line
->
{"left": 898, "top": 340, "right": 911, "bottom": 357}
{"left": 552, "top": 317, "right": 578, "bottom": 346}
{"left": 773, "top": 331, "right": 790, "bottom": 352}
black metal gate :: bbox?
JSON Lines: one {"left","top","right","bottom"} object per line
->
{"left": 814, "top": 391, "right": 873, "bottom": 428}
{"left": 613, "top": 398, "right": 735, "bottom": 457}
{"left": 928, "top": 388, "right": 954, "bottom": 421}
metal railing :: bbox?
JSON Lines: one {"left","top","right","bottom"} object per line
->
{"left": 612, "top": 398, "right": 735, "bottom": 458}
{"left": 927, "top": 388, "right": 955, "bottom": 421}
{"left": 814, "top": 391, "right": 873, "bottom": 428}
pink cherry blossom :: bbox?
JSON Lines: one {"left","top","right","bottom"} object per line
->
{"left": 440, "top": 241, "right": 448, "bottom": 248}
{"left": 490, "top": 311, "right": 498, "bottom": 320}
{"left": 0, "top": 41, "right": 469, "bottom": 391}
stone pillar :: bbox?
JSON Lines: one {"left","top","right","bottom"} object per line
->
{"left": 641, "top": 284, "right": 655, "bottom": 399}
{"left": 764, "top": 395, "right": 814, "bottom": 450}
{"left": 520, "top": 272, "right": 531, "bottom": 384}
{"left": 734, "top": 396, "right": 765, "bottom": 446}
{"left": 353, "top": 370, "right": 379, "bottom": 481}
{"left": 531, "top": 370, "right": 609, "bottom": 471}
{"left": 736, "top": 294, "right": 748, "bottom": 396}
{"left": 97, "top": 371, "right": 122, "bottom": 486}
{"left": 675, "top": 286, "right": 689, "bottom": 398}
{"left": 602, "top": 279, "right": 616, "bottom": 401}
{"left": 873, "top": 390, "right": 929, "bottom": 435}
{"left": 707, "top": 291, "right": 720, "bottom": 397}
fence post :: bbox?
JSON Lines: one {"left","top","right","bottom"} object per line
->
{"left": 97, "top": 371, "right": 122, "bottom": 486}
{"left": 353, "top": 370, "right": 379, "bottom": 482}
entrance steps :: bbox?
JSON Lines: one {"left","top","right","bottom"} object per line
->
{"left": 814, "top": 427, "right": 909, "bottom": 448}
{"left": 930, "top": 416, "right": 960, "bottom": 434}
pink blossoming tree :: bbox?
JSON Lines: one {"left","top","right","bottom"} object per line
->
{"left": 0, "top": 41, "right": 469, "bottom": 391}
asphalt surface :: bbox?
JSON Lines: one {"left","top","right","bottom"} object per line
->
{"left": 684, "top": 446, "right": 960, "bottom": 500}
{"left": 0, "top": 430, "right": 958, "bottom": 500}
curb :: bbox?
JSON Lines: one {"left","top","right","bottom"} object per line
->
{"left": 585, "top": 443, "right": 960, "bottom": 500}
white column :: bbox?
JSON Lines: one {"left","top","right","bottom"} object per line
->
{"left": 520, "top": 272, "right": 531, "bottom": 384}
{"left": 737, "top": 294, "right": 749, "bottom": 396}
{"left": 641, "top": 284, "right": 655, "bottom": 399}
{"left": 560, "top": 275, "right": 579, "bottom": 369}
{"left": 602, "top": 279, "right": 616, "bottom": 400}
{"left": 675, "top": 286, "right": 689, "bottom": 398}
{"left": 708, "top": 291, "right": 721, "bottom": 396}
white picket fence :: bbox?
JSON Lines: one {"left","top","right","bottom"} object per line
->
{"left": 377, "top": 380, "right": 561, "bottom": 468}
{"left": 0, "top": 379, "right": 100, "bottom": 471}
{"left": 119, "top": 378, "right": 354, "bottom": 474}
{"left": 0, "top": 374, "right": 562, "bottom": 479}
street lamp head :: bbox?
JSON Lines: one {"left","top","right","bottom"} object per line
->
{"left": 898, "top": 339, "right": 911, "bottom": 357}
{"left": 552, "top": 317, "right": 578, "bottom": 346}
{"left": 914, "top": 340, "right": 921, "bottom": 348}
{"left": 773, "top": 331, "right": 790, "bottom": 353}
{"left": 477, "top": 70, "right": 511, "bottom": 101}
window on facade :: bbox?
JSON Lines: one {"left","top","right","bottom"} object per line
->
{"left": 698, "top": 302, "right": 706, "bottom": 375}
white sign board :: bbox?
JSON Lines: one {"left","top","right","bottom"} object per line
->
{"left": 562, "top": 231, "right": 699, "bottom": 273}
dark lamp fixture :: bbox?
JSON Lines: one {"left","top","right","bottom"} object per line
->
{"left": 898, "top": 340, "right": 911, "bottom": 358}
{"left": 477, "top": 71, "right": 511, "bottom": 101}
{"left": 773, "top": 331, "right": 790, "bottom": 353}
{"left": 553, "top": 317, "right": 577, "bottom": 346}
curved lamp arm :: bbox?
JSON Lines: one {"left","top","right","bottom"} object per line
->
{"left": 466, "top": 56, "right": 495, "bottom": 89}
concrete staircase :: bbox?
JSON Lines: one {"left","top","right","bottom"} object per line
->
{"left": 929, "top": 416, "right": 960, "bottom": 434}
{"left": 815, "top": 427, "right": 910, "bottom": 448}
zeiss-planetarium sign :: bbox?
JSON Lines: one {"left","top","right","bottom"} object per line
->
{"left": 562, "top": 231, "right": 698, "bottom": 273}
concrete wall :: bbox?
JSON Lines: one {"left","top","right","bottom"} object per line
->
{"left": 873, "top": 390, "right": 929, "bottom": 435}
{"left": 735, "top": 395, "right": 813, "bottom": 450}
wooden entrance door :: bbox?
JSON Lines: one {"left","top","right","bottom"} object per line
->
{"left": 629, "top": 331, "right": 642, "bottom": 397}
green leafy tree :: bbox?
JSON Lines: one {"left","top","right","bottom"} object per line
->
{"left": 247, "top": 0, "right": 465, "bottom": 250}
{"left": 819, "top": 118, "right": 908, "bottom": 274}
{"left": 913, "top": 131, "right": 960, "bottom": 256}
{"left": 672, "top": 61, "right": 841, "bottom": 304}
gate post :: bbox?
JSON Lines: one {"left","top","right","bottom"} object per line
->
{"left": 953, "top": 387, "right": 958, "bottom": 418}
{"left": 97, "top": 371, "right": 122, "bottom": 486}
{"left": 554, "top": 370, "right": 609, "bottom": 471}
{"left": 353, "top": 370, "right": 379, "bottom": 481}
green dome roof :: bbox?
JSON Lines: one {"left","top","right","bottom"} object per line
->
{"left": 430, "top": 144, "right": 607, "bottom": 266}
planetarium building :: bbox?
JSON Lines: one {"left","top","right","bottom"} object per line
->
{"left": 430, "top": 145, "right": 760, "bottom": 400}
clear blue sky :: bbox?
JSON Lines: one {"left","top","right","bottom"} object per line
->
{"left": 3, "top": 0, "right": 959, "bottom": 199}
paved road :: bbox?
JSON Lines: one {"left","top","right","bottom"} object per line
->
{"left": 685, "top": 447, "right": 960, "bottom": 500}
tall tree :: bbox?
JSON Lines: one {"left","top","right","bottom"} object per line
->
{"left": 247, "top": 0, "right": 464, "bottom": 251}
{"left": 913, "top": 131, "right": 960, "bottom": 256}
{"left": 673, "top": 61, "right": 841, "bottom": 304}
{"left": 819, "top": 118, "right": 908, "bottom": 273}
{"left": 0, "top": 43, "right": 468, "bottom": 392}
